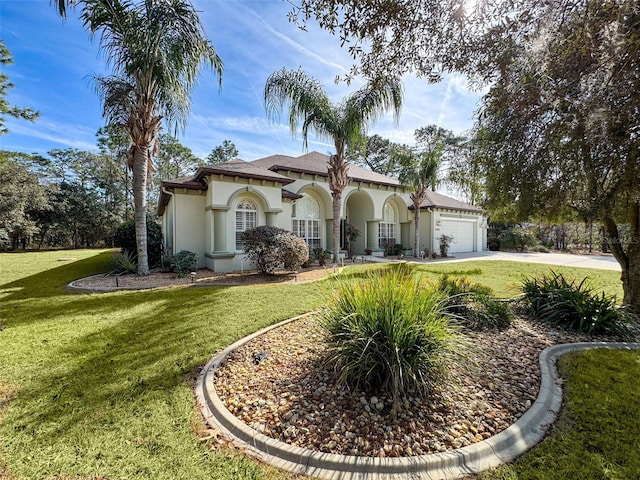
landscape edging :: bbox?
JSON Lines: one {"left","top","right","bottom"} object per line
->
{"left": 195, "top": 316, "right": 640, "bottom": 479}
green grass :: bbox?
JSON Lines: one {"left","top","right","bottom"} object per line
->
{"left": 0, "top": 252, "right": 634, "bottom": 479}
{"left": 411, "top": 261, "right": 624, "bottom": 300}
{"left": 479, "top": 348, "right": 640, "bottom": 480}
{"left": 0, "top": 250, "right": 321, "bottom": 479}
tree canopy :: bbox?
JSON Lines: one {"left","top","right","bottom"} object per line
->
{"left": 292, "top": 0, "right": 640, "bottom": 308}
{"left": 473, "top": 1, "right": 640, "bottom": 308}
{"left": 207, "top": 140, "right": 238, "bottom": 164}
{"left": 0, "top": 40, "right": 39, "bottom": 135}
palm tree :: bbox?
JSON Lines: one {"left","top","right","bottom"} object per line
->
{"left": 397, "top": 146, "right": 441, "bottom": 258}
{"left": 264, "top": 68, "right": 403, "bottom": 263}
{"left": 54, "top": 0, "right": 222, "bottom": 274}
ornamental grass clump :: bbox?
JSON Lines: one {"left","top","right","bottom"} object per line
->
{"left": 437, "top": 274, "right": 513, "bottom": 331}
{"left": 320, "top": 264, "right": 465, "bottom": 409}
{"left": 521, "top": 271, "right": 632, "bottom": 338}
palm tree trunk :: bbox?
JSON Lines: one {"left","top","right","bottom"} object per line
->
{"left": 414, "top": 203, "right": 420, "bottom": 258}
{"left": 132, "top": 145, "right": 150, "bottom": 275}
{"left": 332, "top": 191, "right": 342, "bottom": 264}
{"left": 328, "top": 149, "right": 348, "bottom": 264}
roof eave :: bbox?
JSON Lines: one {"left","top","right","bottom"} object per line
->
{"left": 196, "top": 167, "right": 295, "bottom": 185}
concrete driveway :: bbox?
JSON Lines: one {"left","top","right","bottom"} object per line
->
{"left": 429, "top": 250, "right": 621, "bottom": 271}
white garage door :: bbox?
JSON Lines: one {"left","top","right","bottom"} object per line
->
{"left": 439, "top": 220, "right": 475, "bottom": 253}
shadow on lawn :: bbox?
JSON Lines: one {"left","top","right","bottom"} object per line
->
{"left": 0, "top": 250, "right": 114, "bottom": 301}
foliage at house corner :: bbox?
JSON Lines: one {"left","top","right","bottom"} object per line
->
{"left": 114, "top": 218, "right": 163, "bottom": 268}
{"left": 243, "top": 225, "right": 309, "bottom": 275}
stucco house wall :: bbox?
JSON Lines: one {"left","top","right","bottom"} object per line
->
{"left": 158, "top": 152, "right": 487, "bottom": 272}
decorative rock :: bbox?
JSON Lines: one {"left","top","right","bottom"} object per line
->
{"left": 213, "top": 315, "right": 613, "bottom": 458}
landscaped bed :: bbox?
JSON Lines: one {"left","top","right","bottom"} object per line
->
{"left": 213, "top": 315, "right": 632, "bottom": 458}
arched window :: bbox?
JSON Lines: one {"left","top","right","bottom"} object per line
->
{"left": 292, "top": 193, "right": 321, "bottom": 249}
{"left": 235, "top": 199, "right": 257, "bottom": 250}
{"left": 378, "top": 202, "right": 397, "bottom": 249}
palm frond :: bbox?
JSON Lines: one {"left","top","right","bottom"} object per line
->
{"left": 264, "top": 68, "right": 335, "bottom": 148}
{"left": 80, "top": 0, "right": 222, "bottom": 135}
{"left": 343, "top": 77, "right": 403, "bottom": 144}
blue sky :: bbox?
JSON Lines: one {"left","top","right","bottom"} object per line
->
{"left": 0, "top": 0, "right": 481, "bottom": 162}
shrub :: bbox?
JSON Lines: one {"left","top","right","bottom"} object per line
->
{"left": 382, "top": 240, "right": 395, "bottom": 257}
{"left": 111, "top": 250, "right": 137, "bottom": 274}
{"left": 311, "top": 247, "right": 330, "bottom": 266}
{"left": 320, "top": 264, "right": 465, "bottom": 410}
{"left": 498, "top": 227, "right": 537, "bottom": 252}
{"left": 487, "top": 236, "right": 500, "bottom": 251}
{"left": 114, "top": 218, "right": 163, "bottom": 267}
{"left": 243, "top": 226, "right": 309, "bottom": 274}
{"left": 393, "top": 243, "right": 404, "bottom": 256}
{"left": 521, "top": 271, "right": 632, "bottom": 338}
{"left": 280, "top": 234, "right": 309, "bottom": 271}
{"left": 164, "top": 250, "right": 198, "bottom": 277}
{"left": 437, "top": 275, "right": 513, "bottom": 330}
{"left": 439, "top": 235, "right": 453, "bottom": 257}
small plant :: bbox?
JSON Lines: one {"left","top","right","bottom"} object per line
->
{"left": 312, "top": 247, "right": 331, "bottom": 266}
{"left": 320, "top": 264, "right": 466, "bottom": 410}
{"left": 439, "top": 234, "right": 453, "bottom": 257}
{"left": 164, "top": 250, "right": 198, "bottom": 277}
{"left": 393, "top": 243, "right": 404, "bottom": 256}
{"left": 521, "top": 271, "right": 632, "bottom": 338}
{"left": 111, "top": 250, "right": 137, "bottom": 273}
{"left": 344, "top": 223, "right": 360, "bottom": 258}
{"left": 302, "top": 249, "right": 316, "bottom": 268}
{"left": 383, "top": 239, "right": 395, "bottom": 257}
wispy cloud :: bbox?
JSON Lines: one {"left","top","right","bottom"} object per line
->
{"left": 4, "top": 119, "right": 98, "bottom": 152}
{"left": 241, "top": 4, "right": 348, "bottom": 74}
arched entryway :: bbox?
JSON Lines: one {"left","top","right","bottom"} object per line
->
{"left": 344, "top": 190, "right": 374, "bottom": 255}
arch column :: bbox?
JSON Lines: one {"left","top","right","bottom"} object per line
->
{"left": 367, "top": 221, "right": 381, "bottom": 251}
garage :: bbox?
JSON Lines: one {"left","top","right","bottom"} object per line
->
{"left": 438, "top": 219, "right": 476, "bottom": 253}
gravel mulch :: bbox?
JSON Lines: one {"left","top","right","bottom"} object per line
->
{"left": 214, "top": 316, "right": 634, "bottom": 458}
{"left": 71, "top": 266, "right": 333, "bottom": 290}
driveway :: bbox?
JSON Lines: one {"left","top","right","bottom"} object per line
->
{"left": 431, "top": 250, "right": 621, "bottom": 271}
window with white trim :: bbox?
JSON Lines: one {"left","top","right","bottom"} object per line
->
{"left": 378, "top": 202, "right": 397, "bottom": 249}
{"left": 292, "top": 193, "right": 321, "bottom": 249}
{"left": 235, "top": 200, "right": 257, "bottom": 251}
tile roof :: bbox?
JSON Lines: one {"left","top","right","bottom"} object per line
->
{"left": 251, "top": 151, "right": 402, "bottom": 187}
{"left": 419, "top": 191, "right": 483, "bottom": 212}
{"left": 194, "top": 159, "right": 294, "bottom": 185}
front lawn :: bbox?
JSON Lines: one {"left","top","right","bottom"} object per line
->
{"left": 0, "top": 250, "right": 634, "bottom": 479}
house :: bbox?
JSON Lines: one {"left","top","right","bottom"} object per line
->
{"left": 157, "top": 151, "right": 487, "bottom": 272}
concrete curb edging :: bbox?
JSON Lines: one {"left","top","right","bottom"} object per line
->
{"left": 195, "top": 317, "right": 640, "bottom": 479}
